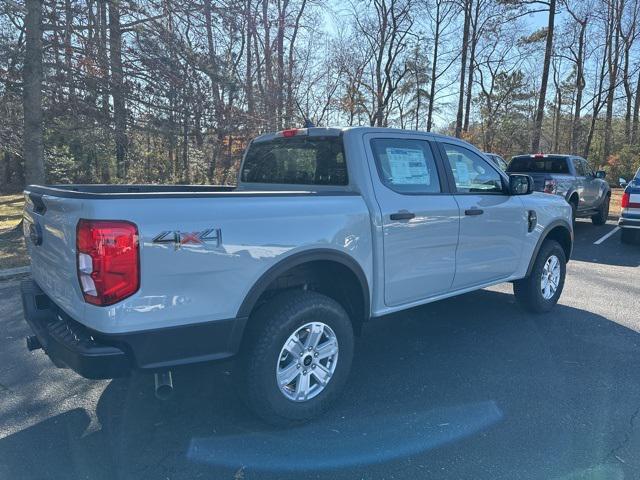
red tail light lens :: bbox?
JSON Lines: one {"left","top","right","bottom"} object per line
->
{"left": 76, "top": 219, "right": 140, "bottom": 306}
{"left": 621, "top": 192, "right": 630, "bottom": 208}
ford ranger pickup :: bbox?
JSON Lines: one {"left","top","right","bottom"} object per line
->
{"left": 21, "top": 127, "right": 573, "bottom": 425}
{"left": 507, "top": 154, "right": 611, "bottom": 225}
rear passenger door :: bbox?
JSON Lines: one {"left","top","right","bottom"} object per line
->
{"left": 438, "top": 142, "right": 527, "bottom": 290}
{"left": 364, "top": 134, "right": 460, "bottom": 306}
{"left": 580, "top": 159, "right": 601, "bottom": 208}
{"left": 571, "top": 158, "right": 587, "bottom": 209}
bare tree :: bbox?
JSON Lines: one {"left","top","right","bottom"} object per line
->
{"left": 23, "top": 0, "right": 44, "bottom": 185}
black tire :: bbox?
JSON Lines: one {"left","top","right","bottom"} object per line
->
{"left": 569, "top": 198, "right": 578, "bottom": 225}
{"left": 513, "top": 239, "right": 567, "bottom": 314}
{"left": 235, "top": 290, "right": 354, "bottom": 426}
{"left": 591, "top": 195, "right": 610, "bottom": 225}
{"left": 621, "top": 228, "right": 637, "bottom": 244}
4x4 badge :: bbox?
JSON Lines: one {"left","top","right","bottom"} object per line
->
{"left": 152, "top": 228, "right": 222, "bottom": 250}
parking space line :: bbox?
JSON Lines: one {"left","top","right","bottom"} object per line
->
{"left": 593, "top": 226, "right": 620, "bottom": 245}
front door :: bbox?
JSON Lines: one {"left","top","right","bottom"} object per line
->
{"left": 438, "top": 142, "right": 527, "bottom": 290}
{"left": 365, "top": 134, "right": 460, "bottom": 306}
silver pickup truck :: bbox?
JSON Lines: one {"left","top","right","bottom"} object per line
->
{"left": 21, "top": 127, "right": 573, "bottom": 424}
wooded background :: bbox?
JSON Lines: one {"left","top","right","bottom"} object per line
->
{"left": 1, "top": 0, "right": 639, "bottom": 191}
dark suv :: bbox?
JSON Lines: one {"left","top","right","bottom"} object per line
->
{"left": 507, "top": 154, "right": 611, "bottom": 225}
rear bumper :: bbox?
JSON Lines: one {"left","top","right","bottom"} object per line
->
{"left": 619, "top": 214, "right": 640, "bottom": 229}
{"left": 21, "top": 279, "right": 245, "bottom": 379}
{"left": 21, "top": 279, "right": 130, "bottom": 379}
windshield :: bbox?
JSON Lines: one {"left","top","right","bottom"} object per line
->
{"left": 507, "top": 156, "right": 570, "bottom": 174}
{"left": 241, "top": 136, "right": 347, "bottom": 186}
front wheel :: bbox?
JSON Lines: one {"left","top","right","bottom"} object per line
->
{"left": 591, "top": 195, "right": 610, "bottom": 225}
{"left": 235, "top": 290, "right": 354, "bottom": 426}
{"left": 514, "top": 240, "right": 567, "bottom": 313}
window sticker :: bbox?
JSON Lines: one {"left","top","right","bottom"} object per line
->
{"left": 386, "top": 148, "right": 430, "bottom": 185}
{"left": 455, "top": 161, "right": 471, "bottom": 186}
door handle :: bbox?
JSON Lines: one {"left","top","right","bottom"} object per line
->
{"left": 465, "top": 208, "right": 484, "bottom": 216}
{"left": 390, "top": 212, "right": 415, "bottom": 221}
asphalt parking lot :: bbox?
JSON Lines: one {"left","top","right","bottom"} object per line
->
{"left": 1, "top": 218, "right": 639, "bottom": 480}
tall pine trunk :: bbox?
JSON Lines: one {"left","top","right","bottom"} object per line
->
{"left": 455, "top": 0, "right": 471, "bottom": 138}
{"left": 108, "top": 0, "right": 127, "bottom": 179}
{"left": 23, "top": 0, "right": 45, "bottom": 186}
{"left": 531, "top": 0, "right": 556, "bottom": 152}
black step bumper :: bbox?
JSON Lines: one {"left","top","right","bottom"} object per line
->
{"left": 21, "top": 279, "right": 131, "bottom": 379}
{"left": 21, "top": 279, "right": 246, "bottom": 379}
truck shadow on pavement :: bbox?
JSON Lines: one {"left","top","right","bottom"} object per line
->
{"left": 571, "top": 220, "right": 640, "bottom": 267}
{"left": 1, "top": 290, "right": 639, "bottom": 480}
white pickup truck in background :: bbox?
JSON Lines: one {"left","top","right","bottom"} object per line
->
{"left": 22, "top": 126, "right": 573, "bottom": 424}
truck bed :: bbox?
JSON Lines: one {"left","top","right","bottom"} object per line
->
{"left": 26, "top": 184, "right": 358, "bottom": 200}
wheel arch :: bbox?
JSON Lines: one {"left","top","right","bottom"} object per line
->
{"left": 236, "top": 249, "right": 371, "bottom": 333}
{"left": 525, "top": 220, "right": 573, "bottom": 277}
{"left": 566, "top": 190, "right": 579, "bottom": 205}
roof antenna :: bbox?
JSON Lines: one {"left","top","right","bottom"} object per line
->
{"left": 295, "top": 99, "right": 315, "bottom": 128}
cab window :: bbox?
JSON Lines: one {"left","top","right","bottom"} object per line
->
{"left": 441, "top": 143, "right": 503, "bottom": 194}
{"left": 370, "top": 138, "right": 442, "bottom": 194}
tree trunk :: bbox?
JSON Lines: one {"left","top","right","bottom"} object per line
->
{"left": 262, "top": 0, "right": 273, "bottom": 130}
{"left": 463, "top": 0, "right": 479, "bottom": 133}
{"left": 571, "top": 19, "right": 586, "bottom": 154}
{"left": 108, "top": 0, "right": 127, "bottom": 178}
{"left": 286, "top": 0, "right": 306, "bottom": 126}
{"left": 632, "top": 69, "right": 640, "bottom": 144}
{"left": 64, "top": 0, "right": 74, "bottom": 98}
{"left": 531, "top": 0, "right": 556, "bottom": 152}
{"left": 275, "top": 0, "right": 287, "bottom": 129}
{"left": 427, "top": 1, "right": 441, "bottom": 132}
{"left": 455, "top": 0, "right": 471, "bottom": 138}
{"left": 23, "top": 0, "right": 45, "bottom": 186}
{"left": 245, "top": 0, "right": 255, "bottom": 122}
{"left": 603, "top": 0, "right": 620, "bottom": 163}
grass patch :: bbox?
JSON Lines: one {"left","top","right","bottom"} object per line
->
{"left": 0, "top": 194, "right": 24, "bottom": 231}
{"left": 610, "top": 188, "right": 623, "bottom": 217}
{"left": 0, "top": 194, "right": 28, "bottom": 269}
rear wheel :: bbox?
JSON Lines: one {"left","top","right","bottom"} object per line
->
{"left": 235, "top": 290, "right": 354, "bottom": 426}
{"left": 591, "top": 195, "right": 610, "bottom": 225}
{"left": 514, "top": 240, "right": 567, "bottom": 313}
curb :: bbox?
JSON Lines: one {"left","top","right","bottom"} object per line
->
{"left": 0, "top": 266, "right": 30, "bottom": 280}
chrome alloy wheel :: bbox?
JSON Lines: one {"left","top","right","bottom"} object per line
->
{"left": 540, "top": 254, "right": 561, "bottom": 300}
{"left": 276, "top": 322, "right": 339, "bottom": 402}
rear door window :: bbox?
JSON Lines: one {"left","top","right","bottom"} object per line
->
{"left": 369, "top": 138, "right": 443, "bottom": 194}
{"left": 573, "top": 159, "right": 586, "bottom": 176}
{"left": 241, "top": 136, "right": 347, "bottom": 185}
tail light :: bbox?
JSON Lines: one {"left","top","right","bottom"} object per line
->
{"left": 621, "top": 192, "right": 640, "bottom": 209}
{"left": 276, "top": 128, "right": 307, "bottom": 138}
{"left": 543, "top": 179, "right": 557, "bottom": 194}
{"left": 76, "top": 219, "right": 140, "bottom": 306}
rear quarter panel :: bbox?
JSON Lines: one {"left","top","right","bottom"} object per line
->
{"left": 58, "top": 194, "right": 373, "bottom": 334}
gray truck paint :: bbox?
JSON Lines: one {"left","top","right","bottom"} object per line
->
{"left": 23, "top": 127, "right": 573, "bottom": 340}
{"left": 508, "top": 155, "right": 610, "bottom": 215}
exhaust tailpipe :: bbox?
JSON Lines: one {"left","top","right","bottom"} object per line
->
{"left": 26, "top": 335, "right": 42, "bottom": 351}
{"left": 154, "top": 371, "right": 173, "bottom": 400}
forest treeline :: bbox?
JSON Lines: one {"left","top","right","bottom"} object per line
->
{"left": 1, "top": 0, "right": 639, "bottom": 191}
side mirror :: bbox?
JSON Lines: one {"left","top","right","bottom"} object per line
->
{"left": 596, "top": 170, "right": 606, "bottom": 179}
{"left": 509, "top": 174, "right": 533, "bottom": 195}
{"left": 619, "top": 178, "right": 627, "bottom": 187}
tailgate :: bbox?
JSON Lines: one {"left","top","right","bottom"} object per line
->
{"left": 23, "top": 191, "right": 86, "bottom": 320}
